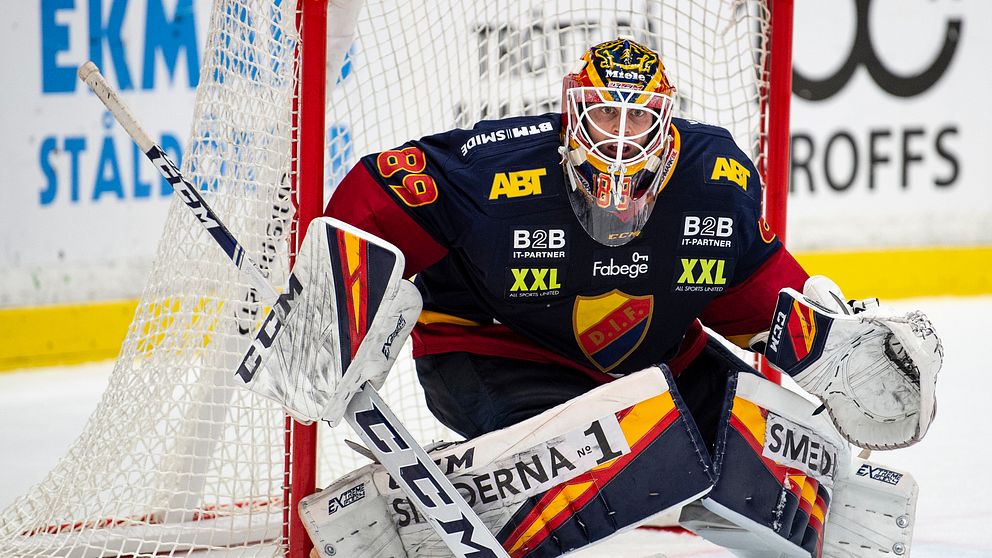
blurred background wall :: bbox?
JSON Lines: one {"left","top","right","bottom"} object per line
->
{"left": 1, "top": 0, "right": 988, "bottom": 370}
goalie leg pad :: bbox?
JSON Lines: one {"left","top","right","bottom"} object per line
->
{"left": 823, "top": 458, "right": 918, "bottom": 558}
{"left": 299, "top": 465, "right": 408, "bottom": 558}
{"left": 680, "top": 373, "right": 851, "bottom": 558}
{"left": 302, "top": 366, "right": 716, "bottom": 558}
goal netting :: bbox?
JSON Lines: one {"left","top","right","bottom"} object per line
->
{"left": 0, "top": 1, "right": 780, "bottom": 557}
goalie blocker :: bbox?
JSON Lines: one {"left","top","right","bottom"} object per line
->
{"left": 301, "top": 368, "right": 918, "bottom": 558}
{"left": 235, "top": 217, "right": 422, "bottom": 425}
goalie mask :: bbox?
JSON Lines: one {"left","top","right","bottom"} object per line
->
{"left": 562, "top": 38, "right": 677, "bottom": 246}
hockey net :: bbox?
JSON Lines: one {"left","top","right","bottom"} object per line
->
{"left": 0, "top": 1, "right": 786, "bottom": 557}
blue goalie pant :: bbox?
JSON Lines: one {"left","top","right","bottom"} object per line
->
{"left": 415, "top": 336, "right": 746, "bottom": 456}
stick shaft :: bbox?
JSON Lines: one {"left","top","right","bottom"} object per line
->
{"left": 77, "top": 61, "right": 509, "bottom": 558}
{"left": 77, "top": 61, "right": 277, "bottom": 302}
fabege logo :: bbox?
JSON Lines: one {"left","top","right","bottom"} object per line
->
{"left": 707, "top": 157, "right": 750, "bottom": 190}
{"left": 682, "top": 214, "right": 734, "bottom": 248}
{"left": 489, "top": 169, "right": 547, "bottom": 200}
{"left": 327, "top": 483, "right": 367, "bottom": 515}
{"left": 794, "top": 0, "right": 961, "bottom": 100}
{"left": 512, "top": 228, "right": 567, "bottom": 259}
{"left": 592, "top": 251, "right": 650, "bottom": 280}
{"left": 764, "top": 413, "right": 840, "bottom": 486}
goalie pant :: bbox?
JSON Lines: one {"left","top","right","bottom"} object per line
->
{"left": 299, "top": 367, "right": 917, "bottom": 558}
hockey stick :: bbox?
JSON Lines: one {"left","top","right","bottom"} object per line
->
{"left": 77, "top": 61, "right": 509, "bottom": 558}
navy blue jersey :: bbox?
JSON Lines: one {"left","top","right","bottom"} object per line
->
{"left": 328, "top": 113, "right": 806, "bottom": 377}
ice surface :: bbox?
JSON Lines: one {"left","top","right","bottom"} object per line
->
{"left": 1, "top": 297, "right": 989, "bottom": 556}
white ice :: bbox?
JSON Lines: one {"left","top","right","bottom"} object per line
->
{"left": 1, "top": 296, "right": 989, "bottom": 557}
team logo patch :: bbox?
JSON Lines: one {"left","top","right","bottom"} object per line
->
{"left": 572, "top": 290, "right": 653, "bottom": 372}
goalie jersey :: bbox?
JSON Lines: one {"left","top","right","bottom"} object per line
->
{"left": 326, "top": 113, "right": 808, "bottom": 381}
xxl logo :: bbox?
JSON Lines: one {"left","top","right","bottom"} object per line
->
{"left": 707, "top": 157, "right": 750, "bottom": 190}
{"left": 489, "top": 169, "right": 547, "bottom": 200}
{"left": 794, "top": 0, "right": 962, "bottom": 100}
{"left": 506, "top": 268, "right": 562, "bottom": 298}
{"left": 673, "top": 258, "right": 731, "bottom": 293}
{"left": 573, "top": 290, "right": 653, "bottom": 372}
{"left": 764, "top": 413, "right": 840, "bottom": 486}
{"left": 682, "top": 214, "right": 734, "bottom": 249}
{"left": 511, "top": 228, "right": 567, "bottom": 259}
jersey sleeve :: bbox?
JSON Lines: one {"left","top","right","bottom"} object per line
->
{"left": 324, "top": 161, "right": 448, "bottom": 277}
{"left": 696, "top": 137, "right": 809, "bottom": 348}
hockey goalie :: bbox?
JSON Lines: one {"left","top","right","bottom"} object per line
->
{"left": 244, "top": 38, "right": 943, "bottom": 558}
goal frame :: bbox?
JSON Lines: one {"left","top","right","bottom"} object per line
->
{"left": 286, "top": 1, "right": 795, "bottom": 557}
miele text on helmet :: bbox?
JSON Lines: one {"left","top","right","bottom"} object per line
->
{"left": 460, "top": 122, "right": 555, "bottom": 156}
{"left": 604, "top": 69, "right": 647, "bottom": 82}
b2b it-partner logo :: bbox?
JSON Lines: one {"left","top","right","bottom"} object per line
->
{"left": 681, "top": 213, "right": 734, "bottom": 249}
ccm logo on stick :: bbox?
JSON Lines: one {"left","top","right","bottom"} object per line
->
{"left": 236, "top": 274, "right": 303, "bottom": 383}
{"left": 354, "top": 402, "right": 502, "bottom": 558}
{"left": 150, "top": 146, "right": 220, "bottom": 229}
